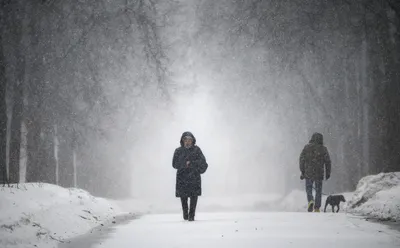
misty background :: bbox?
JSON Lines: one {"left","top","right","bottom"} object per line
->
{"left": 0, "top": 0, "right": 399, "bottom": 206}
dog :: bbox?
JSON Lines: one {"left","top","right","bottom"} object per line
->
{"left": 324, "top": 195, "right": 346, "bottom": 213}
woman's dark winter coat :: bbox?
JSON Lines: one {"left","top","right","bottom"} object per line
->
{"left": 172, "top": 132, "right": 208, "bottom": 198}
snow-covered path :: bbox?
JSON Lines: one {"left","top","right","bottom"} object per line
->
{"left": 61, "top": 212, "right": 400, "bottom": 248}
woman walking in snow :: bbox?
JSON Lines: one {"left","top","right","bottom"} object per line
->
{"left": 172, "top": 132, "right": 208, "bottom": 221}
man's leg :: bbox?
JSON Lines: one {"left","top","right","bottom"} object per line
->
{"left": 314, "top": 180, "right": 323, "bottom": 211}
{"left": 306, "top": 179, "right": 314, "bottom": 202}
{"left": 189, "top": 196, "right": 198, "bottom": 221}
{"left": 180, "top": 197, "right": 189, "bottom": 220}
{"left": 306, "top": 179, "right": 314, "bottom": 212}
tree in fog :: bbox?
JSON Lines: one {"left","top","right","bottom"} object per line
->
{"left": 1, "top": 0, "right": 399, "bottom": 198}
{"left": 189, "top": 0, "right": 400, "bottom": 192}
{"left": 0, "top": 0, "right": 8, "bottom": 185}
{"left": 1, "top": 0, "right": 172, "bottom": 197}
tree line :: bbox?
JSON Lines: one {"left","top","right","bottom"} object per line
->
{"left": 0, "top": 0, "right": 172, "bottom": 197}
{"left": 192, "top": 0, "right": 400, "bottom": 192}
{"left": 1, "top": 0, "right": 399, "bottom": 196}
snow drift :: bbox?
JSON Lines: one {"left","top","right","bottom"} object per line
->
{"left": 2, "top": 173, "right": 399, "bottom": 247}
{"left": 347, "top": 172, "right": 400, "bottom": 221}
{"left": 0, "top": 183, "right": 121, "bottom": 248}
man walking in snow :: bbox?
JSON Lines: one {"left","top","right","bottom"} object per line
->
{"left": 300, "top": 132, "right": 331, "bottom": 212}
{"left": 172, "top": 132, "right": 208, "bottom": 221}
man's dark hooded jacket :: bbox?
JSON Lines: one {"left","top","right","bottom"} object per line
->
{"left": 300, "top": 133, "right": 331, "bottom": 181}
{"left": 173, "top": 132, "right": 208, "bottom": 198}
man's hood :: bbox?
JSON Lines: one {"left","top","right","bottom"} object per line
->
{"left": 310, "top": 132, "right": 323, "bottom": 145}
{"left": 180, "top": 131, "right": 196, "bottom": 147}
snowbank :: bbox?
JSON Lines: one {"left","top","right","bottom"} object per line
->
{"left": 347, "top": 172, "right": 400, "bottom": 221}
{"left": 0, "top": 183, "right": 122, "bottom": 248}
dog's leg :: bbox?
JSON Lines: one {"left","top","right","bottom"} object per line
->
{"left": 336, "top": 204, "right": 340, "bottom": 213}
{"left": 332, "top": 205, "right": 335, "bottom": 213}
{"left": 324, "top": 200, "right": 328, "bottom": 213}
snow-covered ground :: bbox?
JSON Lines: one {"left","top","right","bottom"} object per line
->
{"left": 117, "top": 173, "right": 400, "bottom": 219}
{"left": 347, "top": 172, "right": 400, "bottom": 221}
{"left": 115, "top": 194, "right": 282, "bottom": 214}
{"left": 0, "top": 183, "right": 123, "bottom": 248}
{"left": 2, "top": 172, "right": 400, "bottom": 247}
{"left": 61, "top": 212, "right": 400, "bottom": 248}
{"left": 117, "top": 191, "right": 352, "bottom": 215}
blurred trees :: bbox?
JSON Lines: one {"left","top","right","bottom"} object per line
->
{"left": 1, "top": 0, "right": 399, "bottom": 196}
{"left": 0, "top": 0, "right": 8, "bottom": 185}
{"left": 1, "top": 0, "right": 170, "bottom": 197}
{"left": 192, "top": 0, "right": 400, "bottom": 192}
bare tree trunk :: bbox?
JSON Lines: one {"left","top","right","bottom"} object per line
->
{"left": 0, "top": 0, "right": 9, "bottom": 186}
{"left": 9, "top": 82, "right": 23, "bottom": 183}
{"left": 25, "top": 121, "right": 41, "bottom": 182}
{"left": 8, "top": 2, "right": 26, "bottom": 183}
{"left": 382, "top": 6, "right": 400, "bottom": 172}
{"left": 25, "top": 2, "right": 45, "bottom": 183}
{"left": 73, "top": 150, "right": 77, "bottom": 188}
{"left": 0, "top": 51, "right": 7, "bottom": 185}
{"left": 58, "top": 124, "right": 74, "bottom": 188}
{"left": 19, "top": 121, "right": 27, "bottom": 182}
{"left": 54, "top": 124, "right": 59, "bottom": 185}
{"left": 37, "top": 121, "right": 56, "bottom": 184}
{"left": 360, "top": 9, "right": 370, "bottom": 175}
{"left": 342, "top": 62, "right": 357, "bottom": 189}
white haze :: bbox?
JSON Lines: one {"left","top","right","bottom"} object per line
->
{"left": 99, "top": 0, "right": 323, "bottom": 210}
{"left": 127, "top": 67, "right": 297, "bottom": 207}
